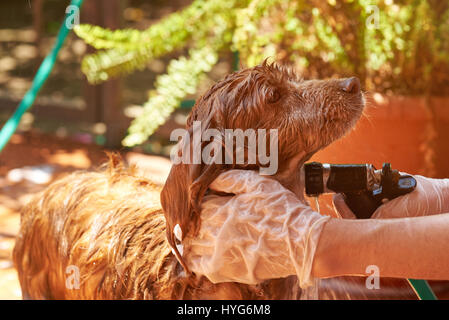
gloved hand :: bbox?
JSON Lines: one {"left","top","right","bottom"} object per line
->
{"left": 332, "top": 174, "right": 449, "bottom": 219}
{"left": 182, "top": 169, "right": 330, "bottom": 288}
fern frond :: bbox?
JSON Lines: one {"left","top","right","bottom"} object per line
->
{"left": 122, "top": 46, "right": 218, "bottom": 147}
{"left": 81, "top": 47, "right": 153, "bottom": 84}
{"left": 75, "top": 0, "right": 208, "bottom": 51}
{"left": 74, "top": 25, "right": 147, "bottom": 50}
{"left": 77, "top": 0, "right": 249, "bottom": 84}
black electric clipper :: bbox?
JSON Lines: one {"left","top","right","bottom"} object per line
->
{"left": 304, "top": 162, "right": 417, "bottom": 219}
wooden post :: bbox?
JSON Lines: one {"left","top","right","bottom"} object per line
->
{"left": 32, "top": 0, "right": 43, "bottom": 59}
{"left": 81, "top": 0, "right": 103, "bottom": 124}
{"left": 81, "top": 0, "right": 127, "bottom": 148}
{"left": 100, "top": 0, "right": 126, "bottom": 148}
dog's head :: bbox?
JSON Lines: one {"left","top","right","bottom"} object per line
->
{"left": 161, "top": 60, "right": 364, "bottom": 270}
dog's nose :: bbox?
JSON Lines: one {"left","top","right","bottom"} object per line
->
{"left": 340, "top": 77, "right": 360, "bottom": 93}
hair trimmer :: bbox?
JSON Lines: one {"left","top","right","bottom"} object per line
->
{"left": 303, "top": 161, "right": 437, "bottom": 300}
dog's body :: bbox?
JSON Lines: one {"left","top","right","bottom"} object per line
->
{"left": 13, "top": 61, "right": 364, "bottom": 299}
{"left": 13, "top": 158, "right": 300, "bottom": 299}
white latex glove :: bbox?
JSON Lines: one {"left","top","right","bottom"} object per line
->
{"left": 182, "top": 169, "right": 330, "bottom": 288}
{"left": 332, "top": 175, "right": 449, "bottom": 219}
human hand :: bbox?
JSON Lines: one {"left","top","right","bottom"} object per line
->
{"left": 182, "top": 169, "right": 330, "bottom": 288}
{"left": 332, "top": 175, "right": 449, "bottom": 219}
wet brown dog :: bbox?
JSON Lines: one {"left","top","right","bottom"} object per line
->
{"left": 13, "top": 61, "right": 364, "bottom": 299}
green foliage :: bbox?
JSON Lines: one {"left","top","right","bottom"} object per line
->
{"left": 76, "top": 0, "right": 449, "bottom": 147}
{"left": 122, "top": 46, "right": 218, "bottom": 147}
{"left": 75, "top": 0, "right": 248, "bottom": 84}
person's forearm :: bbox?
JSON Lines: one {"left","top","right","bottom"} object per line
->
{"left": 312, "top": 213, "right": 449, "bottom": 280}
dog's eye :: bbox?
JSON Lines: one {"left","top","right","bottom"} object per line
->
{"left": 267, "top": 88, "right": 281, "bottom": 104}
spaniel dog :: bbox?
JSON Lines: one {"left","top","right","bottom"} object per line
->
{"left": 13, "top": 61, "right": 365, "bottom": 299}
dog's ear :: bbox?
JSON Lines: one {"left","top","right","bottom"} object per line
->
{"left": 160, "top": 116, "right": 226, "bottom": 273}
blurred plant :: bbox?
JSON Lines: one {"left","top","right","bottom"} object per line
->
{"left": 75, "top": 0, "right": 449, "bottom": 147}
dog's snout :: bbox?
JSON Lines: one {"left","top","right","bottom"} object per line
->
{"left": 340, "top": 77, "right": 360, "bottom": 94}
